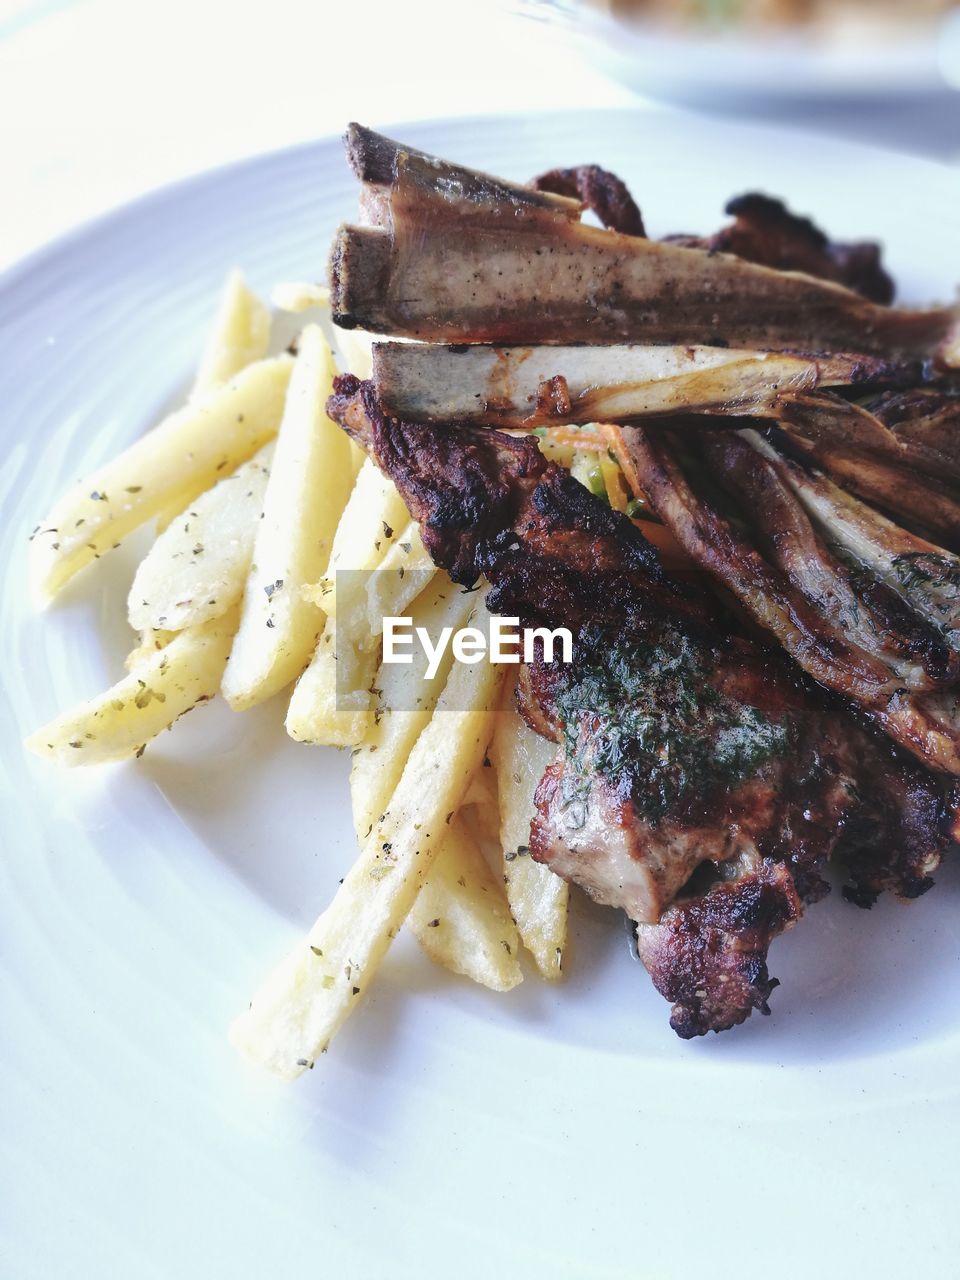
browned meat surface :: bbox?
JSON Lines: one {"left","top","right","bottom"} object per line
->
{"left": 745, "top": 429, "right": 960, "bottom": 652}
{"left": 330, "top": 128, "right": 955, "bottom": 357}
{"left": 327, "top": 376, "right": 958, "bottom": 1036}
{"left": 665, "top": 192, "right": 895, "bottom": 304}
{"left": 772, "top": 392, "right": 960, "bottom": 549}
{"left": 635, "top": 856, "right": 802, "bottom": 1038}
{"left": 624, "top": 425, "right": 960, "bottom": 776}
{"left": 700, "top": 432, "right": 959, "bottom": 692}
{"left": 532, "top": 164, "right": 646, "bottom": 236}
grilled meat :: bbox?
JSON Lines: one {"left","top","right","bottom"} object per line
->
{"left": 532, "top": 164, "right": 646, "bottom": 237}
{"left": 327, "top": 376, "right": 957, "bottom": 1036}
{"left": 771, "top": 392, "right": 960, "bottom": 549}
{"left": 330, "top": 127, "right": 956, "bottom": 357}
{"left": 700, "top": 432, "right": 959, "bottom": 692}
{"left": 624, "top": 425, "right": 960, "bottom": 775}
{"left": 748, "top": 431, "right": 960, "bottom": 652}
{"left": 664, "top": 191, "right": 895, "bottom": 304}
{"left": 635, "top": 855, "right": 802, "bottom": 1038}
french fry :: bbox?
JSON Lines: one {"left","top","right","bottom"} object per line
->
{"left": 362, "top": 520, "right": 434, "bottom": 638}
{"left": 408, "top": 814, "right": 521, "bottom": 992}
{"left": 25, "top": 608, "right": 238, "bottom": 767}
{"left": 349, "top": 574, "right": 476, "bottom": 838}
{"left": 284, "top": 620, "right": 378, "bottom": 748}
{"left": 124, "top": 627, "right": 176, "bottom": 672}
{"left": 151, "top": 270, "right": 272, "bottom": 535}
{"left": 221, "top": 327, "right": 354, "bottom": 711}
{"left": 128, "top": 443, "right": 273, "bottom": 632}
{"left": 302, "top": 456, "right": 412, "bottom": 621}
{"left": 231, "top": 615, "right": 505, "bottom": 1077}
{"left": 286, "top": 460, "right": 417, "bottom": 746}
{"left": 193, "top": 269, "right": 271, "bottom": 395}
{"left": 348, "top": 575, "right": 515, "bottom": 987}
{"left": 30, "top": 356, "right": 293, "bottom": 603}
{"left": 490, "top": 675, "right": 568, "bottom": 980}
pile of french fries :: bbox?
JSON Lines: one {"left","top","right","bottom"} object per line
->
{"left": 25, "top": 270, "right": 571, "bottom": 1079}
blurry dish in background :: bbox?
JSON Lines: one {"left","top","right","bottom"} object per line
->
{"left": 526, "top": 0, "right": 960, "bottom": 101}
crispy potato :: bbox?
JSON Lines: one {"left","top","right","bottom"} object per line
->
{"left": 124, "top": 627, "right": 176, "bottom": 672}
{"left": 230, "top": 616, "right": 505, "bottom": 1077}
{"left": 151, "top": 271, "right": 271, "bottom": 535}
{"left": 304, "top": 456, "right": 412, "bottom": 620}
{"left": 193, "top": 269, "right": 271, "bottom": 395}
{"left": 362, "top": 520, "right": 434, "bottom": 638}
{"left": 286, "top": 460, "right": 417, "bottom": 746}
{"left": 25, "top": 608, "right": 238, "bottom": 767}
{"left": 349, "top": 574, "right": 477, "bottom": 838}
{"left": 490, "top": 676, "right": 568, "bottom": 980}
{"left": 408, "top": 814, "right": 521, "bottom": 992}
{"left": 347, "top": 574, "right": 515, "bottom": 988}
{"left": 128, "top": 443, "right": 273, "bottom": 632}
{"left": 30, "top": 356, "right": 293, "bottom": 604}
{"left": 284, "top": 620, "right": 378, "bottom": 748}
{"left": 221, "top": 327, "right": 354, "bottom": 711}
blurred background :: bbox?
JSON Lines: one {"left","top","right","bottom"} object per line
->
{"left": 1, "top": 0, "right": 959, "bottom": 271}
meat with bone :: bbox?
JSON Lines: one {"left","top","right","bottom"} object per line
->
{"left": 330, "top": 127, "right": 956, "bottom": 357}
{"left": 784, "top": 388, "right": 960, "bottom": 487}
{"left": 326, "top": 376, "right": 957, "bottom": 1035}
{"left": 744, "top": 428, "right": 960, "bottom": 653}
{"left": 699, "top": 431, "right": 959, "bottom": 692}
{"left": 664, "top": 191, "right": 895, "bottom": 304}
{"left": 622, "top": 425, "right": 960, "bottom": 775}
{"left": 771, "top": 392, "right": 960, "bottom": 549}
{"left": 370, "top": 342, "right": 922, "bottom": 429}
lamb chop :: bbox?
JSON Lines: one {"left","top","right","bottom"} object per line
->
{"left": 326, "top": 376, "right": 958, "bottom": 1037}
{"left": 330, "top": 125, "right": 956, "bottom": 357}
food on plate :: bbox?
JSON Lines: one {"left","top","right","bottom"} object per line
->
{"left": 221, "top": 325, "right": 354, "bottom": 711}
{"left": 327, "top": 373, "right": 957, "bottom": 1035}
{"left": 25, "top": 608, "right": 239, "bottom": 766}
{"left": 24, "top": 123, "right": 960, "bottom": 1072}
{"left": 29, "top": 355, "right": 293, "bottom": 602}
{"left": 330, "top": 124, "right": 955, "bottom": 356}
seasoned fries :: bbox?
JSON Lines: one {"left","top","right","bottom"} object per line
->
{"left": 193, "top": 268, "right": 271, "bottom": 394}
{"left": 128, "top": 443, "right": 273, "bottom": 632}
{"left": 408, "top": 814, "right": 521, "bottom": 992}
{"left": 26, "top": 608, "right": 238, "bottom": 766}
{"left": 490, "top": 676, "right": 568, "bottom": 980}
{"left": 230, "top": 627, "right": 505, "bottom": 1076}
{"left": 30, "top": 355, "right": 293, "bottom": 603}
{"left": 285, "top": 456, "right": 417, "bottom": 746}
{"left": 26, "top": 265, "right": 582, "bottom": 1082}
{"left": 222, "top": 326, "right": 354, "bottom": 710}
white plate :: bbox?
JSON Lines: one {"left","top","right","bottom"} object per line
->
{"left": 3, "top": 111, "right": 960, "bottom": 1280}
